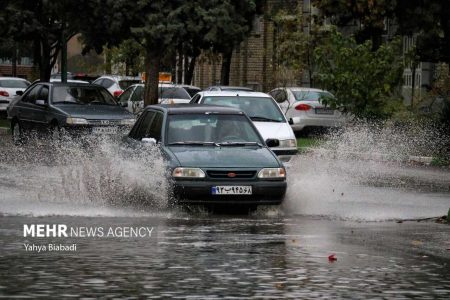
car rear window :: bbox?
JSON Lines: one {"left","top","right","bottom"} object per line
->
{"left": 0, "top": 80, "right": 30, "bottom": 88}
{"left": 119, "top": 80, "right": 141, "bottom": 90}
{"left": 202, "top": 96, "right": 285, "bottom": 122}
{"left": 292, "top": 91, "right": 334, "bottom": 102}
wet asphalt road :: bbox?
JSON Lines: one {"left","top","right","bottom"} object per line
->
{"left": 0, "top": 135, "right": 450, "bottom": 298}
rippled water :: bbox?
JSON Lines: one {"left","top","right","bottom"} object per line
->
{"left": 0, "top": 123, "right": 449, "bottom": 298}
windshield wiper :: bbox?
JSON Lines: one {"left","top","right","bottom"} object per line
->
{"left": 217, "top": 142, "right": 262, "bottom": 147}
{"left": 249, "top": 116, "right": 282, "bottom": 122}
{"left": 168, "top": 141, "right": 220, "bottom": 146}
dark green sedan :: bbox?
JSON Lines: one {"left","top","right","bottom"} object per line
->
{"left": 127, "top": 105, "right": 287, "bottom": 208}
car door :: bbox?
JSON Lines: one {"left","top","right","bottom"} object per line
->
{"left": 32, "top": 85, "right": 51, "bottom": 130}
{"left": 15, "top": 84, "right": 42, "bottom": 130}
{"left": 117, "top": 86, "right": 135, "bottom": 112}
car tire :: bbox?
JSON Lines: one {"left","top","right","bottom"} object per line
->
{"left": 11, "top": 119, "right": 24, "bottom": 145}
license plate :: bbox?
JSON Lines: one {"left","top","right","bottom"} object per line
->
{"left": 211, "top": 186, "right": 252, "bottom": 195}
{"left": 92, "top": 127, "right": 118, "bottom": 134}
{"left": 315, "top": 108, "right": 334, "bottom": 115}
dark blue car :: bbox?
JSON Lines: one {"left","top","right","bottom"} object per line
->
{"left": 127, "top": 105, "right": 287, "bottom": 209}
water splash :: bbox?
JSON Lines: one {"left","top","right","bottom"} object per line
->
{"left": 0, "top": 134, "right": 169, "bottom": 217}
{"left": 284, "top": 120, "right": 450, "bottom": 221}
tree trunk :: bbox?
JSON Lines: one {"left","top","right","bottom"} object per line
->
{"left": 184, "top": 55, "right": 197, "bottom": 85}
{"left": 39, "top": 41, "right": 52, "bottom": 81}
{"left": 144, "top": 51, "right": 161, "bottom": 106}
{"left": 176, "top": 44, "right": 183, "bottom": 84}
{"left": 12, "top": 44, "right": 17, "bottom": 77}
{"left": 220, "top": 49, "right": 233, "bottom": 85}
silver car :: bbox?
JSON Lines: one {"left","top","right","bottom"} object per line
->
{"left": 269, "top": 87, "right": 347, "bottom": 132}
{"left": 0, "top": 77, "right": 31, "bottom": 114}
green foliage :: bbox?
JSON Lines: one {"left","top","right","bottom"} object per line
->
{"left": 314, "top": 28, "right": 404, "bottom": 119}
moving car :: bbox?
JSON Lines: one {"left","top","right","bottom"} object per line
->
{"left": 190, "top": 91, "right": 297, "bottom": 162}
{"left": 92, "top": 75, "right": 141, "bottom": 98}
{"left": 118, "top": 83, "right": 198, "bottom": 114}
{"left": 269, "top": 87, "right": 347, "bottom": 132}
{"left": 0, "top": 77, "right": 31, "bottom": 115}
{"left": 126, "top": 104, "right": 287, "bottom": 208}
{"left": 7, "top": 82, "right": 135, "bottom": 143}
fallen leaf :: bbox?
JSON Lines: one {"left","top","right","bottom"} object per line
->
{"left": 328, "top": 254, "right": 337, "bottom": 262}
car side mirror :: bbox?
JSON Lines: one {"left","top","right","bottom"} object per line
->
{"left": 35, "top": 99, "right": 47, "bottom": 106}
{"left": 288, "top": 118, "right": 294, "bottom": 125}
{"left": 141, "top": 137, "right": 157, "bottom": 146}
{"left": 16, "top": 91, "right": 24, "bottom": 96}
{"left": 265, "top": 138, "right": 280, "bottom": 147}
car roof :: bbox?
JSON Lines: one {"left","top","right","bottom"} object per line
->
{"left": 94, "top": 75, "right": 141, "bottom": 81}
{"left": 0, "top": 77, "right": 30, "bottom": 82}
{"left": 198, "top": 91, "right": 272, "bottom": 98}
{"left": 281, "top": 87, "right": 328, "bottom": 92}
{"left": 207, "top": 85, "right": 253, "bottom": 91}
{"left": 146, "top": 104, "right": 245, "bottom": 115}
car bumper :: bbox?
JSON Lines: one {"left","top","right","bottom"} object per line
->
{"left": 173, "top": 180, "right": 287, "bottom": 205}
{"left": 290, "top": 116, "right": 346, "bottom": 131}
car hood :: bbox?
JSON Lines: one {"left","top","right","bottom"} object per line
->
{"left": 253, "top": 122, "right": 295, "bottom": 141}
{"left": 167, "top": 146, "right": 280, "bottom": 168}
{"left": 53, "top": 104, "right": 134, "bottom": 119}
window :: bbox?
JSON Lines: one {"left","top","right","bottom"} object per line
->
{"left": 190, "top": 94, "right": 201, "bottom": 104}
{"left": 101, "top": 79, "right": 114, "bottom": 88}
{"left": 118, "top": 87, "right": 134, "bottom": 105}
{"left": 130, "top": 111, "right": 156, "bottom": 140}
{"left": 131, "top": 86, "right": 144, "bottom": 102}
{"left": 147, "top": 112, "right": 163, "bottom": 142}
{"left": 38, "top": 86, "right": 49, "bottom": 103}
{"left": 0, "top": 80, "right": 29, "bottom": 88}
{"left": 22, "top": 85, "right": 41, "bottom": 104}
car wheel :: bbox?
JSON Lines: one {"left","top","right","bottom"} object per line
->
{"left": 11, "top": 119, "right": 24, "bottom": 145}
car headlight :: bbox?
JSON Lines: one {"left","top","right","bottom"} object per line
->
{"left": 66, "top": 117, "right": 88, "bottom": 125}
{"left": 120, "top": 118, "right": 136, "bottom": 125}
{"left": 258, "top": 168, "right": 286, "bottom": 179}
{"left": 172, "top": 167, "right": 205, "bottom": 178}
{"left": 278, "top": 139, "right": 297, "bottom": 148}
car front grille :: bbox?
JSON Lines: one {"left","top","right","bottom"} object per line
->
{"left": 207, "top": 170, "right": 256, "bottom": 179}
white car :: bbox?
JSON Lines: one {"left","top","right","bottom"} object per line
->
{"left": 118, "top": 83, "right": 195, "bottom": 114}
{"left": 0, "top": 77, "right": 31, "bottom": 113}
{"left": 269, "top": 87, "right": 347, "bottom": 132}
{"left": 190, "top": 91, "right": 297, "bottom": 162}
{"left": 92, "top": 75, "right": 141, "bottom": 98}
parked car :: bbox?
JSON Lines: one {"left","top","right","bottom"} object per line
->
{"left": 118, "top": 83, "right": 196, "bottom": 114}
{"left": 92, "top": 75, "right": 141, "bottom": 98}
{"left": 189, "top": 91, "right": 297, "bottom": 162}
{"left": 204, "top": 86, "right": 253, "bottom": 92}
{"left": 269, "top": 87, "right": 347, "bottom": 132}
{"left": 0, "top": 77, "right": 31, "bottom": 116}
{"left": 126, "top": 104, "right": 287, "bottom": 208}
{"left": 7, "top": 82, "right": 135, "bottom": 143}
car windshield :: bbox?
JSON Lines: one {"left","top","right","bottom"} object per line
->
{"left": 52, "top": 86, "right": 117, "bottom": 105}
{"left": 160, "top": 87, "right": 190, "bottom": 99}
{"left": 119, "top": 80, "right": 141, "bottom": 90}
{"left": 0, "top": 80, "right": 29, "bottom": 88}
{"left": 202, "top": 96, "right": 285, "bottom": 122}
{"left": 183, "top": 87, "right": 201, "bottom": 97}
{"left": 167, "top": 114, "right": 262, "bottom": 145}
{"left": 292, "top": 90, "right": 334, "bottom": 102}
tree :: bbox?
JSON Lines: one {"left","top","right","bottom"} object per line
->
{"left": 314, "top": 29, "right": 404, "bottom": 119}
{"left": 313, "top": 0, "right": 396, "bottom": 50}
{"left": 0, "top": 0, "right": 80, "bottom": 81}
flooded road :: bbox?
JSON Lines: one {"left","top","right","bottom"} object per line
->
{"left": 0, "top": 130, "right": 449, "bottom": 298}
